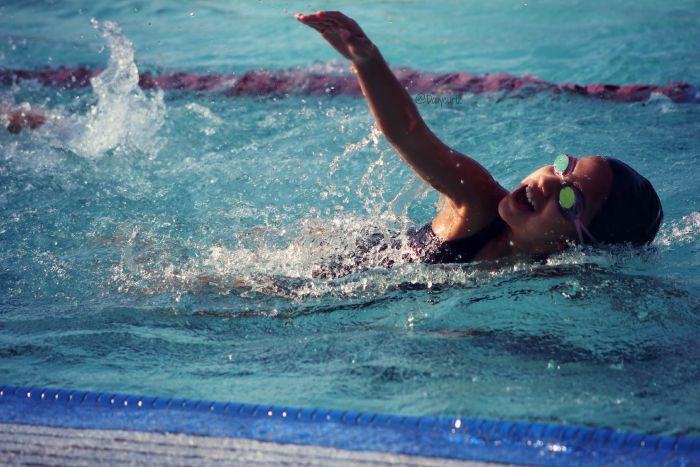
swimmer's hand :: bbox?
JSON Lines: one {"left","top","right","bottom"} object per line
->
{"left": 295, "top": 11, "right": 377, "bottom": 64}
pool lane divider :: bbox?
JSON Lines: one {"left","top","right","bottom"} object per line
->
{"left": 0, "top": 385, "right": 698, "bottom": 465}
{"left": 1, "top": 66, "right": 698, "bottom": 104}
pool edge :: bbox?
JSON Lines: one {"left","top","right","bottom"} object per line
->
{"left": 1, "top": 384, "right": 697, "bottom": 465}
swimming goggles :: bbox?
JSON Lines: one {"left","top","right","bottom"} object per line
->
{"left": 553, "top": 153, "right": 598, "bottom": 245}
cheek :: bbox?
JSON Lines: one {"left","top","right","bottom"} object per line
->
{"left": 498, "top": 196, "right": 527, "bottom": 228}
{"left": 539, "top": 208, "right": 576, "bottom": 239}
{"left": 529, "top": 204, "right": 576, "bottom": 240}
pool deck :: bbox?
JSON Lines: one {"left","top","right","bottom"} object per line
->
{"left": 0, "top": 385, "right": 698, "bottom": 466}
{"left": 0, "top": 422, "right": 494, "bottom": 466}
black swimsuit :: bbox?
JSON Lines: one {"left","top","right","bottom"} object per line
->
{"left": 312, "top": 216, "right": 506, "bottom": 279}
{"left": 409, "top": 216, "right": 506, "bottom": 264}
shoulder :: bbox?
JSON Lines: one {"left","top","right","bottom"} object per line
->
{"left": 471, "top": 219, "right": 511, "bottom": 261}
{"left": 420, "top": 216, "right": 508, "bottom": 264}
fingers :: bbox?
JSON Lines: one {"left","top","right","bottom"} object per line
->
{"left": 294, "top": 11, "right": 365, "bottom": 37}
{"left": 295, "top": 13, "right": 330, "bottom": 34}
{"left": 295, "top": 13, "right": 333, "bottom": 29}
{"left": 318, "top": 11, "right": 364, "bottom": 35}
{"left": 297, "top": 18, "right": 342, "bottom": 41}
{"left": 300, "top": 20, "right": 327, "bottom": 34}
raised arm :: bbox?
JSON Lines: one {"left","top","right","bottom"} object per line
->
{"left": 295, "top": 11, "right": 506, "bottom": 234}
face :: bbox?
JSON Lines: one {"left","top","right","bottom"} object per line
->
{"left": 498, "top": 156, "right": 613, "bottom": 253}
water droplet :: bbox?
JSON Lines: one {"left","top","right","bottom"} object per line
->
{"left": 547, "top": 360, "right": 560, "bottom": 370}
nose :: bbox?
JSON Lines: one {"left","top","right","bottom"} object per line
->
{"left": 536, "top": 171, "right": 562, "bottom": 199}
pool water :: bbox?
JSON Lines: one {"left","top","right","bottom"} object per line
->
{"left": 1, "top": 0, "right": 699, "bottom": 437}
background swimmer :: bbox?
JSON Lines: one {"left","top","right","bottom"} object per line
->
{"left": 1, "top": 102, "right": 45, "bottom": 133}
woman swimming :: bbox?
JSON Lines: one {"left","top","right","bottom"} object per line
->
{"left": 295, "top": 11, "right": 663, "bottom": 264}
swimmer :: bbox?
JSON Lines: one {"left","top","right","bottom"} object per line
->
{"left": 1, "top": 102, "right": 46, "bottom": 133}
{"left": 295, "top": 11, "right": 662, "bottom": 263}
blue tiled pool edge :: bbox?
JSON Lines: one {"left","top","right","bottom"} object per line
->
{"left": 1, "top": 385, "right": 697, "bottom": 465}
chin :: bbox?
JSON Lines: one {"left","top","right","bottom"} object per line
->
{"left": 497, "top": 196, "right": 523, "bottom": 231}
{"left": 497, "top": 197, "right": 511, "bottom": 223}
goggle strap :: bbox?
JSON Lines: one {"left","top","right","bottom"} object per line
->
{"left": 575, "top": 220, "right": 599, "bottom": 245}
{"left": 574, "top": 221, "right": 585, "bottom": 245}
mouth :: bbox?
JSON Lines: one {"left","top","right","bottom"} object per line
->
{"left": 513, "top": 184, "right": 536, "bottom": 212}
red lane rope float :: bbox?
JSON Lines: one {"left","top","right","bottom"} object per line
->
{"left": 1, "top": 66, "right": 697, "bottom": 103}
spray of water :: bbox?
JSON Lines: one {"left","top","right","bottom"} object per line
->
{"left": 65, "top": 19, "right": 166, "bottom": 159}
{"left": 106, "top": 118, "right": 447, "bottom": 300}
{"left": 657, "top": 211, "right": 700, "bottom": 247}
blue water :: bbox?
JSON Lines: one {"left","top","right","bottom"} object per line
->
{"left": 1, "top": 0, "right": 699, "bottom": 436}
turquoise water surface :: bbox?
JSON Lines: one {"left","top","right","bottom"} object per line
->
{"left": 1, "top": 1, "right": 699, "bottom": 436}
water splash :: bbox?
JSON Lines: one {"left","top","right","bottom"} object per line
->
{"left": 657, "top": 212, "right": 700, "bottom": 247}
{"left": 66, "top": 19, "right": 166, "bottom": 159}
{"left": 185, "top": 102, "right": 223, "bottom": 136}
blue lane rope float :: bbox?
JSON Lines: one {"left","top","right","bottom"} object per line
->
{"left": 1, "top": 385, "right": 698, "bottom": 465}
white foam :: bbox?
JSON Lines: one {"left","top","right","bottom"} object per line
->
{"left": 657, "top": 211, "right": 700, "bottom": 246}
{"left": 65, "top": 19, "right": 166, "bottom": 159}
{"left": 185, "top": 103, "right": 223, "bottom": 125}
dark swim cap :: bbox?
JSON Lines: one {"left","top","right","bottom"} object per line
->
{"left": 587, "top": 158, "right": 663, "bottom": 245}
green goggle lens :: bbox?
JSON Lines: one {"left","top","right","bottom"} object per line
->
{"left": 559, "top": 186, "right": 576, "bottom": 210}
{"left": 553, "top": 153, "right": 570, "bottom": 175}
